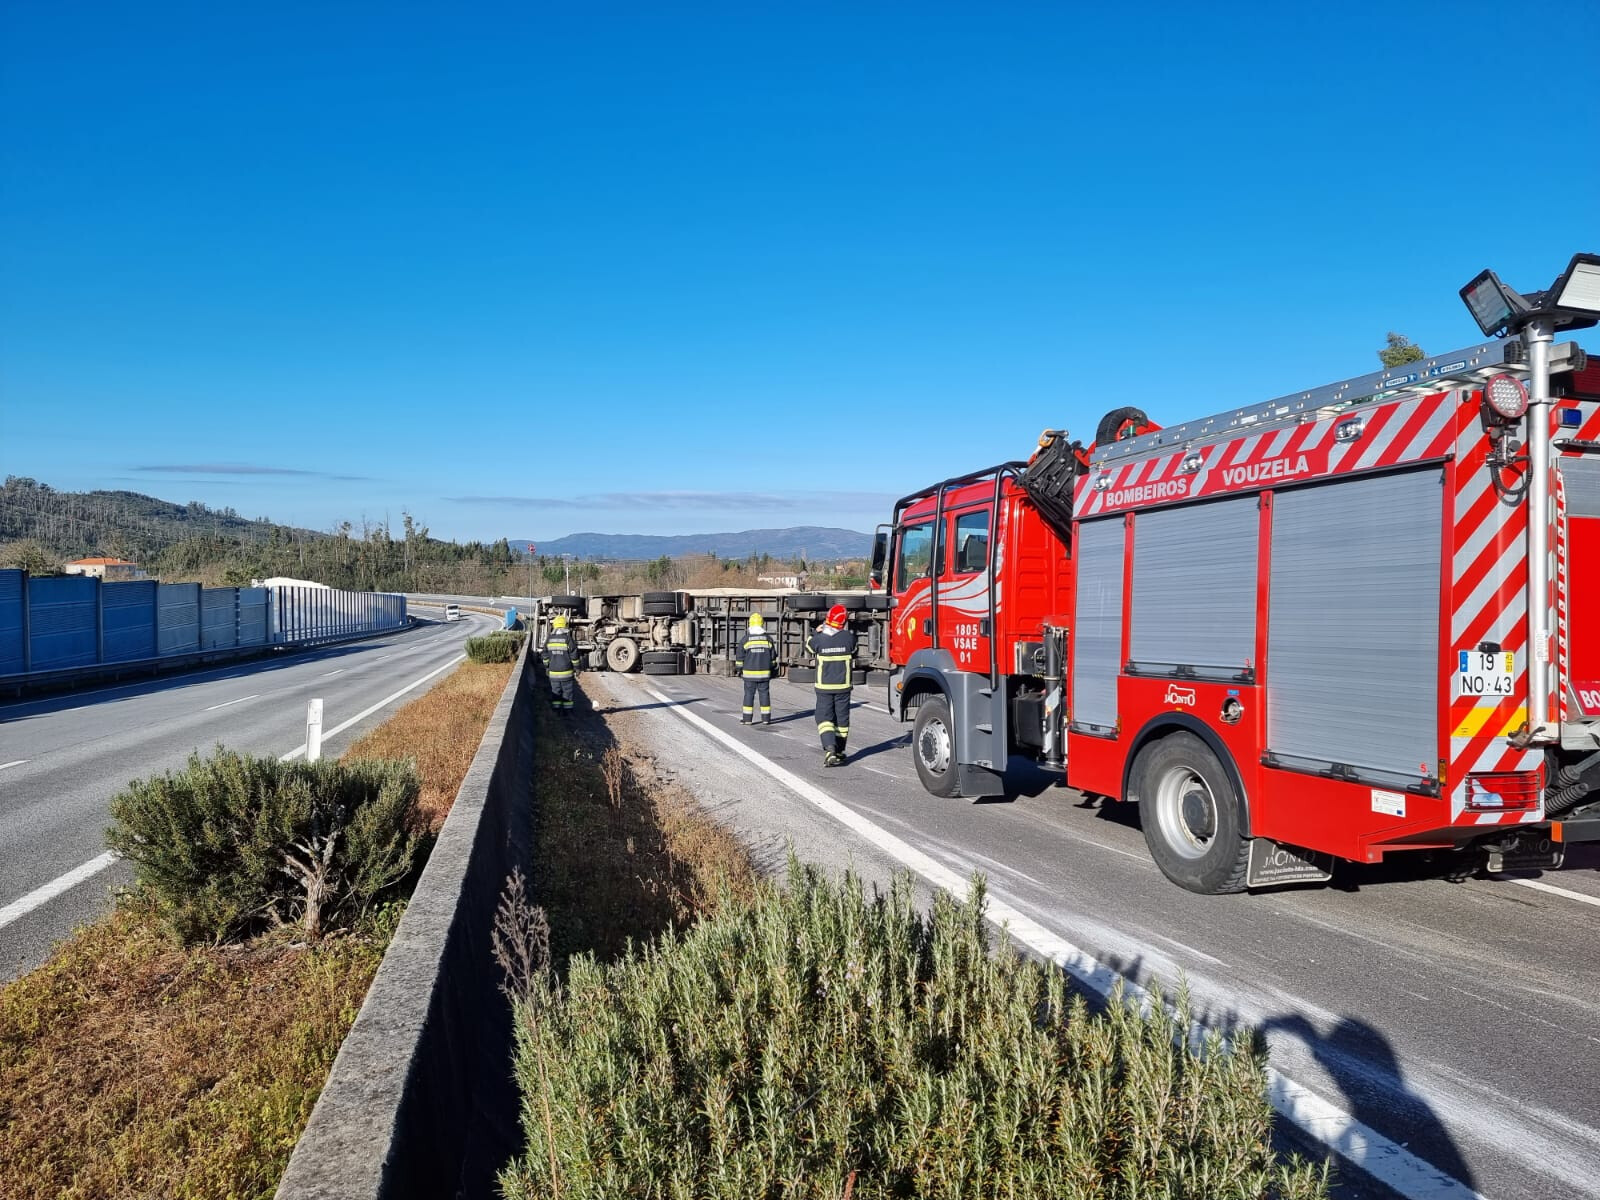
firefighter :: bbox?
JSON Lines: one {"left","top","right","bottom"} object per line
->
{"left": 542, "top": 613, "right": 578, "bottom": 713}
{"left": 735, "top": 611, "right": 774, "bottom": 724}
{"left": 807, "top": 603, "right": 855, "bottom": 765}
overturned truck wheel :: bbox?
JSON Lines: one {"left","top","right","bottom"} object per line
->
{"left": 604, "top": 637, "right": 640, "bottom": 673}
{"left": 641, "top": 591, "right": 686, "bottom": 617}
{"left": 641, "top": 649, "right": 681, "bottom": 675}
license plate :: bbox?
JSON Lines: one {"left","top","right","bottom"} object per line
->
{"left": 1457, "top": 650, "right": 1515, "bottom": 699}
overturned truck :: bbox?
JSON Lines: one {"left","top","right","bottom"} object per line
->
{"left": 530, "top": 588, "right": 892, "bottom": 683}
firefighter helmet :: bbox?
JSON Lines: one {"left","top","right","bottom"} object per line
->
{"left": 552, "top": 614, "right": 568, "bottom": 629}
{"left": 748, "top": 612, "right": 764, "bottom": 628}
{"left": 826, "top": 604, "right": 848, "bottom": 628}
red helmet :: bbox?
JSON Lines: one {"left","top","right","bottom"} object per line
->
{"left": 826, "top": 604, "right": 848, "bottom": 628}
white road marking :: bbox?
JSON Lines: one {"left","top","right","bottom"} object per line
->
{"left": 321, "top": 669, "right": 346, "bottom": 678}
{"left": 203, "top": 694, "right": 259, "bottom": 712}
{"left": 640, "top": 680, "right": 1486, "bottom": 1200}
{"left": 0, "top": 852, "right": 119, "bottom": 931}
{"left": 280, "top": 655, "right": 464, "bottom": 761}
{"left": 0, "top": 650, "right": 466, "bottom": 936}
{"left": 0, "top": 759, "right": 27, "bottom": 771}
{"left": 860, "top": 763, "right": 901, "bottom": 779}
{"left": 1508, "top": 876, "right": 1600, "bottom": 910}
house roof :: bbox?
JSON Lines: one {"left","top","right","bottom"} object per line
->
{"left": 68, "top": 557, "right": 138, "bottom": 565}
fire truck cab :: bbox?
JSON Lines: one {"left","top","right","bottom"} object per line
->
{"left": 884, "top": 253, "right": 1600, "bottom": 893}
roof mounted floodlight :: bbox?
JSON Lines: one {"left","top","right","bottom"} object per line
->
{"left": 1460, "top": 268, "right": 1532, "bottom": 338}
{"left": 1548, "top": 253, "right": 1600, "bottom": 325}
{"left": 1460, "top": 252, "right": 1600, "bottom": 338}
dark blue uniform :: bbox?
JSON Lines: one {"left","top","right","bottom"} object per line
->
{"left": 542, "top": 621, "right": 578, "bottom": 711}
{"left": 807, "top": 622, "right": 855, "bottom": 761}
{"left": 736, "top": 623, "right": 774, "bottom": 723}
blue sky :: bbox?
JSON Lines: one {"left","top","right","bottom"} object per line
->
{"left": 3, "top": 2, "right": 1597, "bottom": 543}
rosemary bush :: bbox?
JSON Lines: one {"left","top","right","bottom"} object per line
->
{"left": 466, "top": 631, "right": 525, "bottom": 663}
{"left": 500, "top": 864, "right": 1329, "bottom": 1199}
{"left": 106, "top": 749, "right": 425, "bottom": 944}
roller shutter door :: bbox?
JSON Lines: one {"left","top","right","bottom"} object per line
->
{"left": 1071, "top": 517, "right": 1124, "bottom": 733}
{"left": 1266, "top": 469, "right": 1442, "bottom": 784}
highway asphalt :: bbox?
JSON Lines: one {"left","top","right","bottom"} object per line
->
{"left": 0, "top": 609, "right": 500, "bottom": 982}
{"left": 583, "top": 667, "right": 1600, "bottom": 1200}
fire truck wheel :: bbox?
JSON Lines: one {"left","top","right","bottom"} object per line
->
{"left": 912, "top": 695, "right": 962, "bottom": 798}
{"left": 1134, "top": 732, "right": 1249, "bottom": 895}
{"left": 604, "top": 637, "right": 640, "bottom": 673}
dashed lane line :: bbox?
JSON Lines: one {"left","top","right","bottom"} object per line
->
{"left": 639, "top": 680, "right": 1486, "bottom": 1200}
{"left": 203, "top": 694, "right": 259, "bottom": 712}
{"left": 0, "top": 760, "right": 27, "bottom": 771}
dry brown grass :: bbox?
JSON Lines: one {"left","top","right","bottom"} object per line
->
{"left": 343, "top": 658, "right": 515, "bottom": 828}
{"left": 533, "top": 707, "right": 757, "bottom": 968}
{"left": 0, "top": 898, "right": 391, "bottom": 1200}
{"left": 0, "top": 656, "right": 516, "bottom": 1199}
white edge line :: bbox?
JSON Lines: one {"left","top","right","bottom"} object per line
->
{"left": 0, "top": 851, "right": 119, "bottom": 930}
{"left": 280, "top": 654, "right": 465, "bottom": 761}
{"left": 639, "top": 681, "right": 1485, "bottom": 1200}
{"left": 0, "top": 759, "right": 27, "bottom": 770}
{"left": 1508, "top": 876, "right": 1600, "bottom": 910}
{"left": 203, "top": 694, "right": 260, "bottom": 712}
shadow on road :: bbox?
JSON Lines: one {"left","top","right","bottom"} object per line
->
{"left": 1260, "top": 1013, "right": 1478, "bottom": 1195}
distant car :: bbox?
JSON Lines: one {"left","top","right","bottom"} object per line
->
{"left": 444, "top": 604, "right": 462, "bottom": 622}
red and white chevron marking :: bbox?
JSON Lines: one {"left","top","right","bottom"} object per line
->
{"left": 1556, "top": 463, "right": 1569, "bottom": 724}
{"left": 1073, "top": 392, "right": 1457, "bottom": 517}
{"left": 1448, "top": 399, "right": 1543, "bottom": 824}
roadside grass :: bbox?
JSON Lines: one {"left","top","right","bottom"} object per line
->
{"left": 529, "top": 699, "right": 759, "bottom": 967}
{"left": 0, "top": 656, "right": 515, "bottom": 1200}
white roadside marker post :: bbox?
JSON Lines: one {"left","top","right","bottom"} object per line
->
{"left": 306, "top": 698, "right": 324, "bottom": 763}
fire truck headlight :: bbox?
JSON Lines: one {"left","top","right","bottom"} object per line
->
{"left": 1484, "top": 373, "right": 1529, "bottom": 422}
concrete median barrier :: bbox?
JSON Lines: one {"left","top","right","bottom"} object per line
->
{"left": 275, "top": 643, "right": 537, "bottom": 1200}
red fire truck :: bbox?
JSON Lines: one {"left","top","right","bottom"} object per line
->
{"left": 878, "top": 253, "right": 1600, "bottom": 892}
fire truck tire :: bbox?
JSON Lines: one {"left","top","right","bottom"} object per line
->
{"left": 604, "top": 637, "right": 640, "bottom": 673}
{"left": 641, "top": 591, "right": 685, "bottom": 617}
{"left": 549, "top": 595, "right": 586, "bottom": 611}
{"left": 641, "top": 649, "right": 681, "bottom": 675}
{"left": 912, "top": 695, "right": 962, "bottom": 798}
{"left": 785, "top": 593, "right": 828, "bottom": 612}
{"left": 1134, "top": 732, "right": 1249, "bottom": 895}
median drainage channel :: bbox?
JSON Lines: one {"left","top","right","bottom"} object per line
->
{"left": 1, "top": 638, "right": 1337, "bottom": 1198}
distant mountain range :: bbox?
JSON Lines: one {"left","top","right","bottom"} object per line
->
{"left": 513, "top": 526, "right": 873, "bottom": 561}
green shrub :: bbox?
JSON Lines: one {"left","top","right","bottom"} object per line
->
{"left": 466, "top": 631, "right": 525, "bottom": 663}
{"left": 500, "top": 864, "right": 1329, "bottom": 1200}
{"left": 106, "top": 749, "right": 426, "bottom": 945}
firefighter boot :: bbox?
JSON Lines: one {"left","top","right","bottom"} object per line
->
{"left": 833, "top": 735, "right": 847, "bottom": 764}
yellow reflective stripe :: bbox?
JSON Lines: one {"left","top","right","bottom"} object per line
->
{"left": 743, "top": 670, "right": 771, "bottom": 678}
{"left": 742, "top": 706, "right": 754, "bottom": 713}
{"left": 816, "top": 653, "right": 852, "bottom": 661}
{"left": 817, "top": 721, "right": 837, "bottom": 733}
{"left": 816, "top": 681, "right": 851, "bottom": 691}
{"left": 1451, "top": 705, "right": 1528, "bottom": 738}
